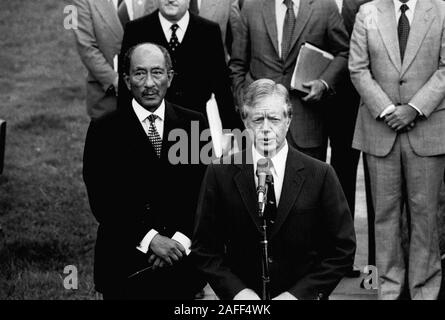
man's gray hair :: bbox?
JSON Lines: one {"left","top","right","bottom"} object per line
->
{"left": 240, "top": 79, "right": 293, "bottom": 120}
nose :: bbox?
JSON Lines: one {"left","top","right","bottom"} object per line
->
{"left": 143, "top": 73, "right": 155, "bottom": 88}
{"left": 261, "top": 118, "right": 271, "bottom": 133}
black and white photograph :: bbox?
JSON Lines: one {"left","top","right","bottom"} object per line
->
{"left": 0, "top": 0, "right": 445, "bottom": 310}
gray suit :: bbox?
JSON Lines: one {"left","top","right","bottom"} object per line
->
{"left": 73, "top": 0, "right": 150, "bottom": 119}
{"left": 349, "top": 0, "right": 445, "bottom": 299}
{"left": 230, "top": 0, "right": 349, "bottom": 160}
{"left": 73, "top": 0, "right": 123, "bottom": 119}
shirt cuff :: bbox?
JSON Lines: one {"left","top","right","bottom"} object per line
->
{"left": 172, "top": 232, "right": 191, "bottom": 256}
{"left": 319, "top": 79, "right": 330, "bottom": 91}
{"left": 136, "top": 229, "right": 158, "bottom": 254}
{"left": 408, "top": 103, "right": 423, "bottom": 116}
{"left": 379, "top": 104, "right": 396, "bottom": 118}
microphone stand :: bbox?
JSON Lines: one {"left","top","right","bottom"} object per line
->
{"left": 258, "top": 183, "right": 271, "bottom": 300}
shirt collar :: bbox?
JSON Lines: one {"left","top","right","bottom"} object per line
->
{"left": 393, "top": 0, "right": 417, "bottom": 11}
{"left": 158, "top": 10, "right": 190, "bottom": 35}
{"left": 252, "top": 142, "right": 289, "bottom": 179}
{"left": 132, "top": 98, "right": 166, "bottom": 123}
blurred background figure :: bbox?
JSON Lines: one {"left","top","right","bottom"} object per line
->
{"left": 73, "top": 0, "right": 152, "bottom": 120}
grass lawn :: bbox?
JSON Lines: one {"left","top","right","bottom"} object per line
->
{"left": 0, "top": 0, "right": 96, "bottom": 299}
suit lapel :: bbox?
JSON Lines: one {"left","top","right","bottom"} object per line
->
{"left": 376, "top": 0, "right": 402, "bottom": 71}
{"left": 285, "top": 0, "right": 313, "bottom": 61}
{"left": 400, "top": 0, "right": 435, "bottom": 76}
{"left": 93, "top": 0, "right": 124, "bottom": 41}
{"left": 270, "top": 148, "right": 305, "bottom": 239}
{"left": 234, "top": 157, "right": 263, "bottom": 234}
{"left": 199, "top": 0, "right": 219, "bottom": 20}
{"left": 160, "top": 102, "right": 180, "bottom": 162}
{"left": 262, "top": 0, "right": 280, "bottom": 58}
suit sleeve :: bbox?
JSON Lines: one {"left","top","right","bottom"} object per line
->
{"left": 191, "top": 164, "right": 247, "bottom": 300}
{"left": 289, "top": 165, "right": 356, "bottom": 300}
{"left": 409, "top": 12, "right": 445, "bottom": 118}
{"left": 229, "top": 1, "right": 250, "bottom": 107}
{"left": 72, "top": 0, "right": 117, "bottom": 92}
{"left": 348, "top": 5, "right": 394, "bottom": 118}
{"left": 319, "top": 0, "right": 350, "bottom": 93}
{"left": 82, "top": 120, "right": 152, "bottom": 247}
{"left": 210, "top": 23, "right": 240, "bottom": 130}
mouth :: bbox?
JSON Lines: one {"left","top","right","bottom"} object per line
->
{"left": 142, "top": 91, "right": 159, "bottom": 99}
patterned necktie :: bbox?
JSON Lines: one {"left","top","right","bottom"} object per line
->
{"left": 264, "top": 174, "right": 277, "bottom": 230}
{"left": 189, "top": 0, "right": 199, "bottom": 15}
{"left": 146, "top": 114, "right": 162, "bottom": 158}
{"left": 169, "top": 24, "right": 180, "bottom": 53}
{"left": 281, "top": 0, "right": 296, "bottom": 59}
{"left": 398, "top": 2, "right": 410, "bottom": 61}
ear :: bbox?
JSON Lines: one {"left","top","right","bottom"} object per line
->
{"left": 167, "top": 70, "right": 174, "bottom": 88}
{"left": 124, "top": 74, "right": 131, "bottom": 91}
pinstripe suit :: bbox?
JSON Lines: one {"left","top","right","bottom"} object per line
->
{"left": 349, "top": 0, "right": 445, "bottom": 299}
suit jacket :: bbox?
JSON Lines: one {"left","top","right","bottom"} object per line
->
{"left": 73, "top": 0, "right": 123, "bottom": 119}
{"left": 191, "top": 147, "right": 356, "bottom": 300}
{"left": 83, "top": 101, "right": 207, "bottom": 297}
{"left": 119, "top": 10, "right": 241, "bottom": 129}
{"left": 141, "top": 0, "right": 241, "bottom": 56}
{"left": 230, "top": 0, "right": 350, "bottom": 148}
{"left": 349, "top": 0, "right": 445, "bottom": 157}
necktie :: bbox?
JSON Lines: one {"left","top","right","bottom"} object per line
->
{"left": 189, "top": 0, "right": 199, "bottom": 15}
{"left": 281, "top": 0, "right": 296, "bottom": 59}
{"left": 398, "top": 2, "right": 410, "bottom": 61}
{"left": 169, "top": 24, "right": 180, "bottom": 53}
{"left": 264, "top": 174, "right": 277, "bottom": 230}
{"left": 118, "top": 0, "right": 130, "bottom": 27}
{"left": 146, "top": 114, "right": 162, "bottom": 158}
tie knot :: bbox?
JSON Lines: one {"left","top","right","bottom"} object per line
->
{"left": 147, "top": 114, "right": 158, "bottom": 123}
{"left": 400, "top": 3, "right": 409, "bottom": 13}
{"left": 171, "top": 24, "right": 179, "bottom": 32}
{"left": 283, "top": 0, "right": 293, "bottom": 9}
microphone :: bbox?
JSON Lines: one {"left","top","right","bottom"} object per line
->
{"left": 256, "top": 158, "right": 271, "bottom": 216}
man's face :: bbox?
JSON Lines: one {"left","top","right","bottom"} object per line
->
{"left": 124, "top": 45, "right": 173, "bottom": 112}
{"left": 243, "top": 94, "right": 291, "bottom": 157}
{"left": 158, "top": 0, "right": 189, "bottom": 22}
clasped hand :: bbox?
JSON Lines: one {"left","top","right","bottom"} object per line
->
{"left": 384, "top": 104, "right": 418, "bottom": 132}
{"left": 148, "top": 234, "right": 186, "bottom": 270}
{"left": 302, "top": 80, "right": 327, "bottom": 103}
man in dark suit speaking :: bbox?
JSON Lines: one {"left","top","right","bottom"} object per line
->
{"left": 83, "top": 43, "right": 207, "bottom": 299}
{"left": 191, "top": 79, "right": 356, "bottom": 300}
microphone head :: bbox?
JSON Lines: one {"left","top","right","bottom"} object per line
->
{"left": 256, "top": 158, "right": 271, "bottom": 177}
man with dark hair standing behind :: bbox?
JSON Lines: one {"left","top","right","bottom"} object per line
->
{"left": 119, "top": 0, "right": 242, "bottom": 129}
{"left": 83, "top": 43, "right": 207, "bottom": 299}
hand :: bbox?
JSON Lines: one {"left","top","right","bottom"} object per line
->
{"left": 302, "top": 80, "right": 327, "bottom": 103}
{"left": 233, "top": 288, "right": 261, "bottom": 300}
{"left": 384, "top": 104, "right": 419, "bottom": 132}
{"left": 272, "top": 291, "right": 298, "bottom": 300}
{"left": 148, "top": 254, "right": 167, "bottom": 270}
{"left": 149, "top": 234, "right": 185, "bottom": 266}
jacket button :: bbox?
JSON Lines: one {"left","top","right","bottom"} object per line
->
{"left": 268, "top": 257, "right": 273, "bottom": 263}
{"left": 399, "top": 79, "right": 406, "bottom": 85}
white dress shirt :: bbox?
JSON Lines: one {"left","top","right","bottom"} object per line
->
{"left": 159, "top": 10, "right": 190, "bottom": 43}
{"left": 133, "top": 99, "right": 191, "bottom": 255}
{"left": 252, "top": 142, "right": 289, "bottom": 206}
{"left": 379, "top": 0, "right": 421, "bottom": 118}
{"left": 275, "top": 0, "right": 300, "bottom": 58}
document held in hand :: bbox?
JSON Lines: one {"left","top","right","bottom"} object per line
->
{"left": 291, "top": 43, "right": 334, "bottom": 94}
